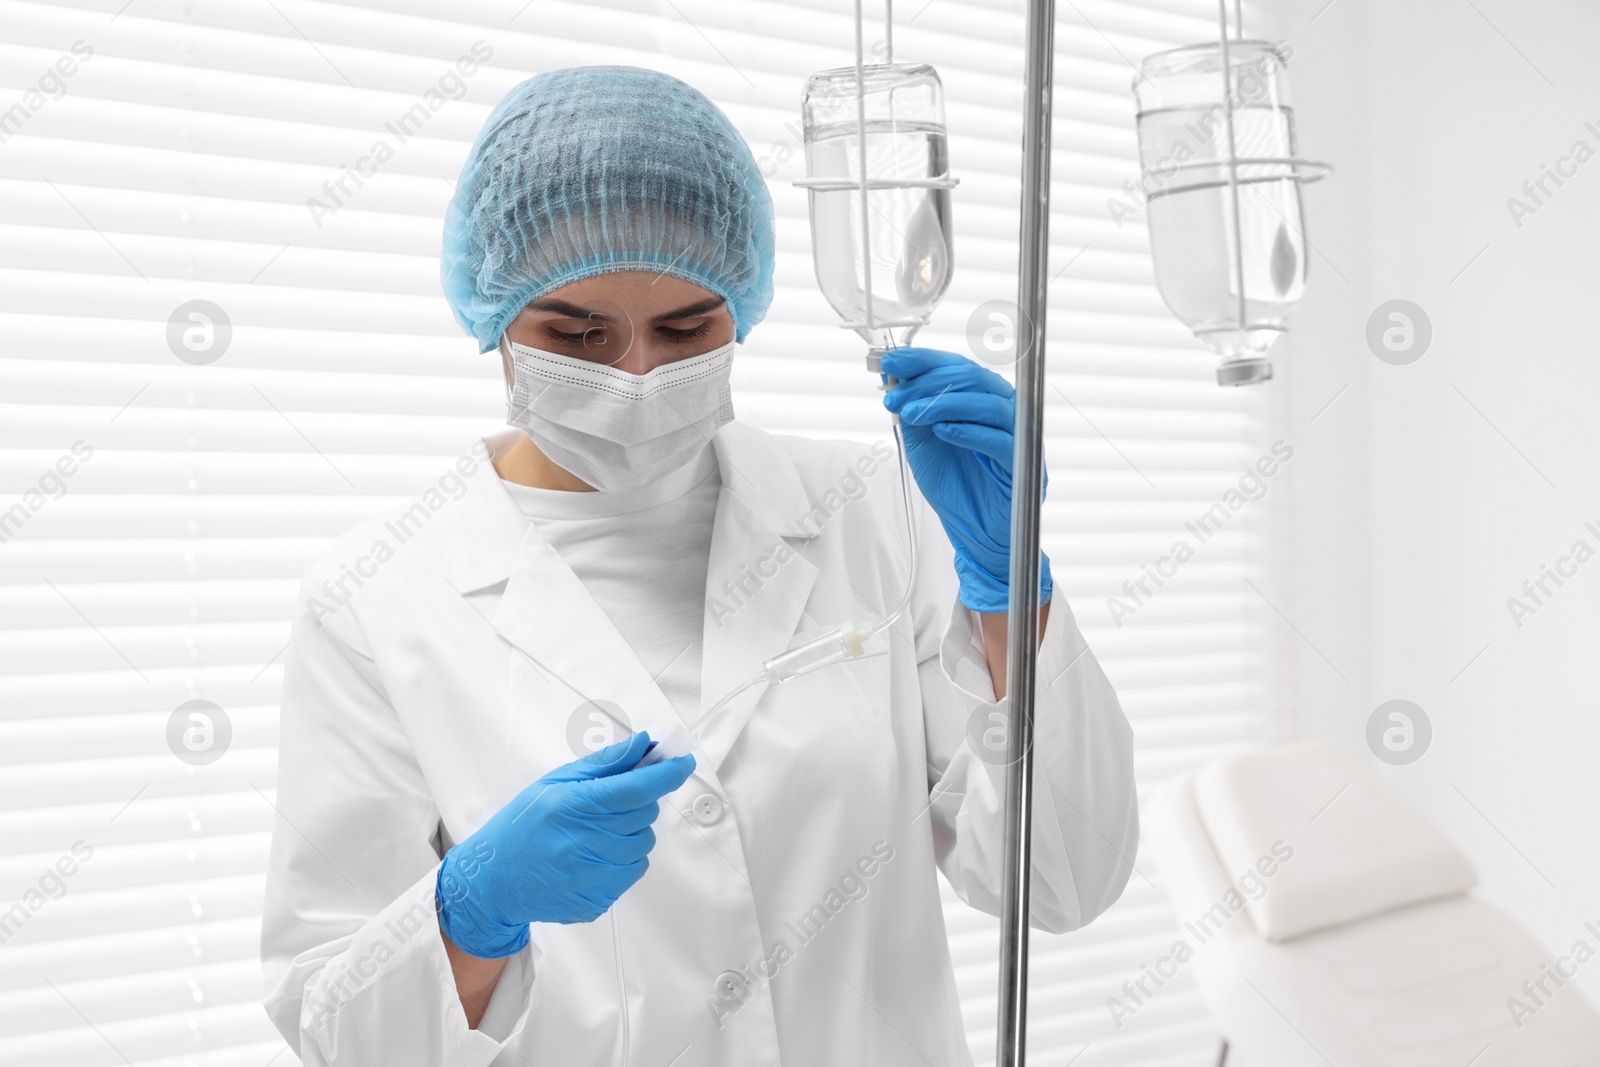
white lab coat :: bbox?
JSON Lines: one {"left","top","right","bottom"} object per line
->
{"left": 261, "top": 421, "right": 1137, "bottom": 1067}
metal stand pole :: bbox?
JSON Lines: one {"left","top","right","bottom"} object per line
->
{"left": 996, "top": 0, "right": 1054, "bottom": 1062}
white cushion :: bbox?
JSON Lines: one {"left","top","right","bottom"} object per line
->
{"left": 1193, "top": 739, "right": 1476, "bottom": 942}
{"left": 1149, "top": 770, "right": 1600, "bottom": 1066}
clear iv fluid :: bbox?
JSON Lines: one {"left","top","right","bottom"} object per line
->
{"left": 1138, "top": 104, "right": 1309, "bottom": 359}
{"left": 805, "top": 120, "right": 954, "bottom": 348}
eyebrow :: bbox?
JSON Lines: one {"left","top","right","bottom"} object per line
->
{"left": 524, "top": 295, "right": 727, "bottom": 323}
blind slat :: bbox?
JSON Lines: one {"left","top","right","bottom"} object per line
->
{"left": 2, "top": 0, "right": 1277, "bottom": 1063}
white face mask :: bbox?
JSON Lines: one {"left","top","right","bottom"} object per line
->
{"left": 503, "top": 338, "right": 736, "bottom": 492}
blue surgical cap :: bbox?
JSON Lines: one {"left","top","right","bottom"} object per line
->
{"left": 441, "top": 65, "right": 777, "bottom": 353}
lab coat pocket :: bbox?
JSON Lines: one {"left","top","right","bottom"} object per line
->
{"left": 751, "top": 649, "right": 899, "bottom": 823}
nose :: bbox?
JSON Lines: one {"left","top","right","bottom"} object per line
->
{"left": 610, "top": 340, "right": 660, "bottom": 376}
{"left": 610, "top": 333, "right": 703, "bottom": 376}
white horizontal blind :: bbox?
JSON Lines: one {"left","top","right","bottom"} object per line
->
{"left": 0, "top": 1, "right": 1281, "bottom": 1065}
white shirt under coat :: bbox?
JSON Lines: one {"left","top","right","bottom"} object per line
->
{"left": 260, "top": 421, "right": 1139, "bottom": 1066}
{"left": 499, "top": 442, "right": 721, "bottom": 727}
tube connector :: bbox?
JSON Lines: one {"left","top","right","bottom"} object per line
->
{"left": 762, "top": 623, "right": 874, "bottom": 683}
{"left": 840, "top": 622, "right": 872, "bottom": 657}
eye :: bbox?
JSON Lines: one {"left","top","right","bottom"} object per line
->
{"left": 544, "top": 324, "right": 607, "bottom": 347}
{"left": 659, "top": 322, "right": 712, "bottom": 343}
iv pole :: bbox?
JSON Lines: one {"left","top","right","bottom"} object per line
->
{"left": 996, "top": 0, "right": 1054, "bottom": 1062}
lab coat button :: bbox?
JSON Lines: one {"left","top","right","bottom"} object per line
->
{"left": 690, "top": 793, "right": 724, "bottom": 825}
{"left": 713, "top": 970, "right": 748, "bottom": 999}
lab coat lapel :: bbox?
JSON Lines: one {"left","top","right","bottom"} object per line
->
{"left": 492, "top": 525, "right": 687, "bottom": 746}
{"left": 697, "top": 424, "right": 820, "bottom": 776}
{"left": 439, "top": 427, "right": 825, "bottom": 778}
{"left": 439, "top": 432, "right": 685, "bottom": 752}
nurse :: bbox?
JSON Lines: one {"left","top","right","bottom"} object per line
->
{"left": 261, "top": 65, "right": 1137, "bottom": 1066}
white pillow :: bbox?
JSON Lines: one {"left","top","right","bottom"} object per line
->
{"left": 1193, "top": 739, "right": 1477, "bottom": 942}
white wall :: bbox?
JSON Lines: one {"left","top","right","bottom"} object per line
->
{"left": 1282, "top": 0, "right": 1600, "bottom": 1002}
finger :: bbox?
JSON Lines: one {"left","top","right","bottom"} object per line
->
{"left": 613, "top": 857, "right": 649, "bottom": 892}
{"left": 884, "top": 374, "right": 1011, "bottom": 420}
{"left": 585, "top": 797, "right": 662, "bottom": 835}
{"left": 580, "top": 752, "right": 696, "bottom": 812}
{"left": 577, "top": 825, "right": 657, "bottom": 866}
{"left": 546, "top": 731, "right": 652, "bottom": 784}
{"left": 569, "top": 883, "right": 622, "bottom": 921}
{"left": 898, "top": 392, "right": 1015, "bottom": 434}
{"left": 883, "top": 364, "right": 1012, "bottom": 411}
{"left": 882, "top": 352, "right": 1012, "bottom": 404}
{"left": 930, "top": 421, "right": 1017, "bottom": 467}
{"left": 879, "top": 347, "right": 975, "bottom": 381}
{"left": 573, "top": 858, "right": 648, "bottom": 910}
{"left": 884, "top": 356, "right": 1011, "bottom": 391}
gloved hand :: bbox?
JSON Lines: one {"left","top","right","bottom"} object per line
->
{"left": 881, "top": 347, "right": 1052, "bottom": 614}
{"left": 436, "top": 731, "right": 695, "bottom": 958}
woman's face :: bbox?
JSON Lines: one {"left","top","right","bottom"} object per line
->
{"left": 500, "top": 270, "right": 735, "bottom": 379}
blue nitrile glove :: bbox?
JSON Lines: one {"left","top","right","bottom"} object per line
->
{"left": 880, "top": 347, "right": 1052, "bottom": 614}
{"left": 436, "top": 731, "right": 694, "bottom": 958}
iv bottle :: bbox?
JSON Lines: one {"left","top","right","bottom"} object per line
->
{"left": 801, "top": 63, "right": 956, "bottom": 357}
{"left": 1134, "top": 41, "right": 1328, "bottom": 386}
